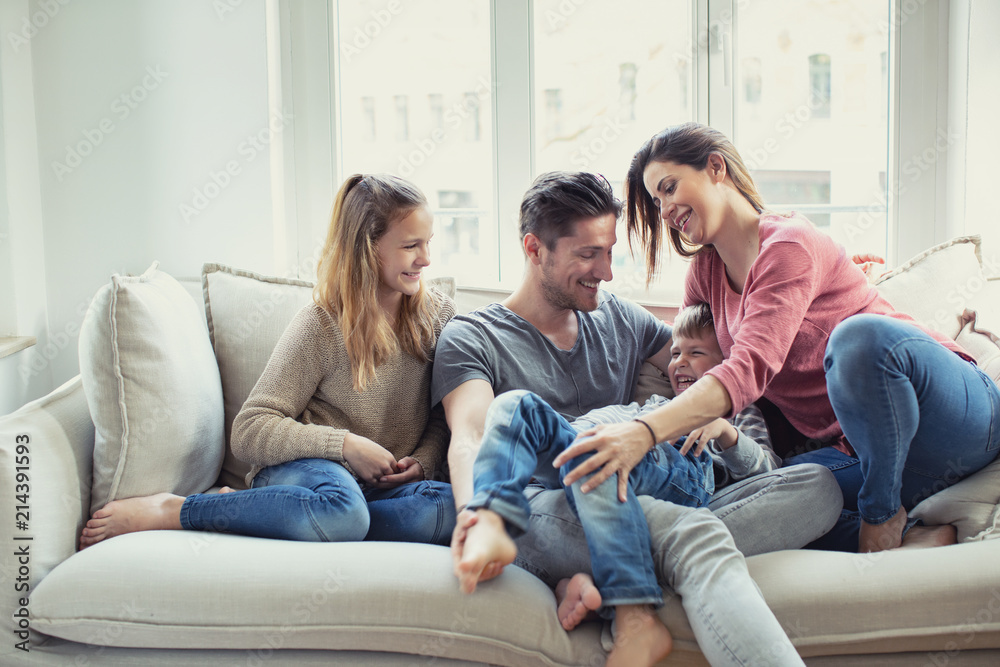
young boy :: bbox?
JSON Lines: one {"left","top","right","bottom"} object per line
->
{"left": 453, "top": 303, "right": 781, "bottom": 667}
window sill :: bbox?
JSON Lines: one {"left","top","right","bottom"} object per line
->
{"left": 0, "top": 336, "right": 36, "bottom": 359}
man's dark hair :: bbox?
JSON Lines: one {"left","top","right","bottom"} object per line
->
{"left": 519, "top": 171, "right": 622, "bottom": 250}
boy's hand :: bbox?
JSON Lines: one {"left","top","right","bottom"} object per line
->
{"left": 679, "top": 418, "right": 737, "bottom": 455}
{"left": 342, "top": 433, "right": 399, "bottom": 486}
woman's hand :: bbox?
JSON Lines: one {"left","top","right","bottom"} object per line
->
{"left": 342, "top": 433, "right": 399, "bottom": 486}
{"left": 374, "top": 456, "right": 424, "bottom": 489}
{"left": 678, "top": 418, "right": 737, "bottom": 455}
{"left": 552, "top": 421, "right": 653, "bottom": 502}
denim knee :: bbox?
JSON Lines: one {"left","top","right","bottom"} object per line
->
{"left": 825, "top": 313, "right": 887, "bottom": 371}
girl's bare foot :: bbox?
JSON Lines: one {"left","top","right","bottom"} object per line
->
{"left": 896, "top": 523, "right": 957, "bottom": 550}
{"left": 606, "top": 604, "right": 673, "bottom": 667}
{"left": 555, "top": 573, "right": 602, "bottom": 630}
{"left": 858, "top": 505, "right": 907, "bottom": 553}
{"left": 454, "top": 509, "right": 517, "bottom": 594}
{"left": 79, "top": 493, "right": 184, "bottom": 549}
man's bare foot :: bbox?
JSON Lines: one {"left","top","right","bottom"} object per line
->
{"left": 896, "top": 523, "right": 957, "bottom": 550}
{"left": 858, "top": 505, "right": 907, "bottom": 553}
{"left": 606, "top": 604, "right": 673, "bottom": 667}
{"left": 79, "top": 493, "right": 185, "bottom": 549}
{"left": 454, "top": 509, "right": 517, "bottom": 594}
{"left": 555, "top": 573, "right": 602, "bottom": 631}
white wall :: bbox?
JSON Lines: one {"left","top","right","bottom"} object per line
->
{"left": 1, "top": 0, "right": 276, "bottom": 415}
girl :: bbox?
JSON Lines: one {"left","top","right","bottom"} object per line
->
{"left": 81, "top": 174, "right": 457, "bottom": 547}
{"left": 556, "top": 122, "right": 1000, "bottom": 553}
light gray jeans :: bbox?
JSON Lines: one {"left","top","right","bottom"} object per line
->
{"left": 514, "top": 463, "right": 842, "bottom": 666}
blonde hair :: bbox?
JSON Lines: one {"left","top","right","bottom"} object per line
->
{"left": 625, "top": 122, "right": 765, "bottom": 284}
{"left": 672, "top": 302, "right": 715, "bottom": 341}
{"left": 314, "top": 174, "right": 439, "bottom": 391}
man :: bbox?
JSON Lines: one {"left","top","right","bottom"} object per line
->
{"left": 432, "top": 171, "right": 840, "bottom": 666}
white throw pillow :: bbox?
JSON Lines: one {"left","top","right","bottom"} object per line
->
{"left": 874, "top": 235, "right": 983, "bottom": 339}
{"left": 79, "top": 262, "right": 224, "bottom": 515}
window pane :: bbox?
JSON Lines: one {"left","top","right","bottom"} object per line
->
{"left": 533, "top": 0, "right": 695, "bottom": 304}
{"left": 736, "top": 0, "right": 891, "bottom": 256}
{"left": 336, "top": 1, "right": 494, "bottom": 285}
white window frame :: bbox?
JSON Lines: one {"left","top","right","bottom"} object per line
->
{"left": 275, "top": 0, "right": 953, "bottom": 304}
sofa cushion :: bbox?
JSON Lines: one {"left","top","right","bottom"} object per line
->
{"left": 29, "top": 532, "right": 607, "bottom": 666}
{"left": 78, "top": 262, "right": 224, "bottom": 515}
{"left": 202, "top": 264, "right": 315, "bottom": 488}
{"left": 875, "top": 235, "right": 983, "bottom": 339}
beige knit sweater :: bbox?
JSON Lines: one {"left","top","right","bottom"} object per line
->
{"left": 231, "top": 288, "right": 456, "bottom": 486}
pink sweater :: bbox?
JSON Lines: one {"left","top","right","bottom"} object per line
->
{"left": 684, "top": 213, "right": 967, "bottom": 453}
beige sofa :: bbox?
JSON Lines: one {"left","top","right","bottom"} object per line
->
{"left": 3, "top": 236, "right": 1000, "bottom": 666}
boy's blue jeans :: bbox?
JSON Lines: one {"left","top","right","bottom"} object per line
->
{"left": 179, "top": 457, "right": 456, "bottom": 545}
{"left": 466, "top": 390, "right": 713, "bottom": 610}
{"left": 787, "top": 314, "right": 1000, "bottom": 551}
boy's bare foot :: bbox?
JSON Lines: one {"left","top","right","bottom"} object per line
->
{"left": 606, "top": 604, "right": 673, "bottom": 667}
{"left": 896, "top": 523, "right": 957, "bottom": 550}
{"left": 555, "top": 573, "right": 602, "bottom": 630}
{"left": 454, "top": 509, "right": 517, "bottom": 594}
{"left": 858, "top": 505, "right": 907, "bottom": 553}
{"left": 79, "top": 493, "right": 184, "bottom": 549}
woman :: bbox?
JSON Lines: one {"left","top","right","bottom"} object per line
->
{"left": 558, "top": 122, "right": 1000, "bottom": 553}
{"left": 81, "top": 174, "right": 456, "bottom": 547}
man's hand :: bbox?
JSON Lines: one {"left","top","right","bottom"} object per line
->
{"left": 678, "top": 418, "right": 737, "bottom": 455}
{"left": 553, "top": 421, "right": 652, "bottom": 502}
{"left": 375, "top": 456, "right": 424, "bottom": 489}
{"left": 342, "top": 433, "right": 399, "bottom": 486}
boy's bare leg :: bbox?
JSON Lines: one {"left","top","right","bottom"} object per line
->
{"left": 79, "top": 493, "right": 184, "bottom": 548}
{"left": 453, "top": 509, "right": 517, "bottom": 593}
{"left": 606, "top": 604, "right": 673, "bottom": 667}
{"left": 555, "top": 573, "right": 602, "bottom": 630}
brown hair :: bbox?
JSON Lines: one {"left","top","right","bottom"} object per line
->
{"left": 625, "top": 122, "right": 765, "bottom": 284}
{"left": 314, "top": 174, "right": 439, "bottom": 391}
{"left": 672, "top": 302, "right": 715, "bottom": 341}
{"left": 519, "top": 171, "right": 621, "bottom": 251}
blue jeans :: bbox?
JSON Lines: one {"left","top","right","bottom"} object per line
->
{"left": 179, "top": 457, "right": 455, "bottom": 545}
{"left": 787, "top": 314, "right": 1000, "bottom": 551}
{"left": 466, "top": 390, "right": 713, "bottom": 610}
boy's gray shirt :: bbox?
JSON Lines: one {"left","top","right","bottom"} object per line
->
{"left": 431, "top": 291, "right": 672, "bottom": 420}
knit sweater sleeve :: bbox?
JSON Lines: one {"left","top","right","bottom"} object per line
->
{"left": 231, "top": 305, "right": 346, "bottom": 469}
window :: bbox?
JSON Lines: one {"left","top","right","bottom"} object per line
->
{"left": 328, "top": 0, "right": 893, "bottom": 304}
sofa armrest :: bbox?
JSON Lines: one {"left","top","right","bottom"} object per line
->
{"left": 0, "top": 375, "right": 95, "bottom": 652}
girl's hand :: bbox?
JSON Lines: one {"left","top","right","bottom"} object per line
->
{"left": 553, "top": 421, "right": 652, "bottom": 502}
{"left": 342, "top": 433, "right": 399, "bottom": 486}
{"left": 375, "top": 456, "right": 424, "bottom": 488}
{"left": 678, "top": 418, "right": 737, "bottom": 455}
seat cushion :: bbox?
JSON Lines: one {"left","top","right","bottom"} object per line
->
{"left": 78, "top": 262, "right": 224, "bottom": 515}
{"left": 30, "top": 532, "right": 605, "bottom": 666}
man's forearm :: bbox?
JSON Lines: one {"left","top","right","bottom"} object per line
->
{"left": 447, "top": 430, "right": 483, "bottom": 508}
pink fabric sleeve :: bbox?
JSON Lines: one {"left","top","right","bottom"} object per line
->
{"left": 704, "top": 240, "right": 826, "bottom": 418}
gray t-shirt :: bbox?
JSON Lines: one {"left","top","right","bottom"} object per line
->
{"left": 431, "top": 291, "right": 672, "bottom": 420}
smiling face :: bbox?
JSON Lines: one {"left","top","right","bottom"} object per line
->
{"left": 376, "top": 205, "right": 433, "bottom": 305}
{"left": 642, "top": 158, "right": 726, "bottom": 248}
{"left": 537, "top": 213, "right": 617, "bottom": 312}
{"left": 667, "top": 329, "right": 725, "bottom": 394}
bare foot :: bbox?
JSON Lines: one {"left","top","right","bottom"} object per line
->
{"left": 79, "top": 493, "right": 184, "bottom": 549}
{"left": 606, "top": 604, "right": 673, "bottom": 667}
{"left": 555, "top": 573, "right": 602, "bottom": 630}
{"left": 218, "top": 486, "right": 236, "bottom": 494}
{"left": 859, "top": 505, "right": 907, "bottom": 553}
{"left": 454, "top": 509, "right": 517, "bottom": 594}
{"left": 896, "top": 523, "right": 957, "bottom": 550}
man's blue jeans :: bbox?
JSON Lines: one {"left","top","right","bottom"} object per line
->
{"left": 466, "top": 390, "right": 713, "bottom": 610}
{"left": 179, "top": 458, "right": 456, "bottom": 545}
{"left": 787, "top": 314, "right": 1000, "bottom": 551}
